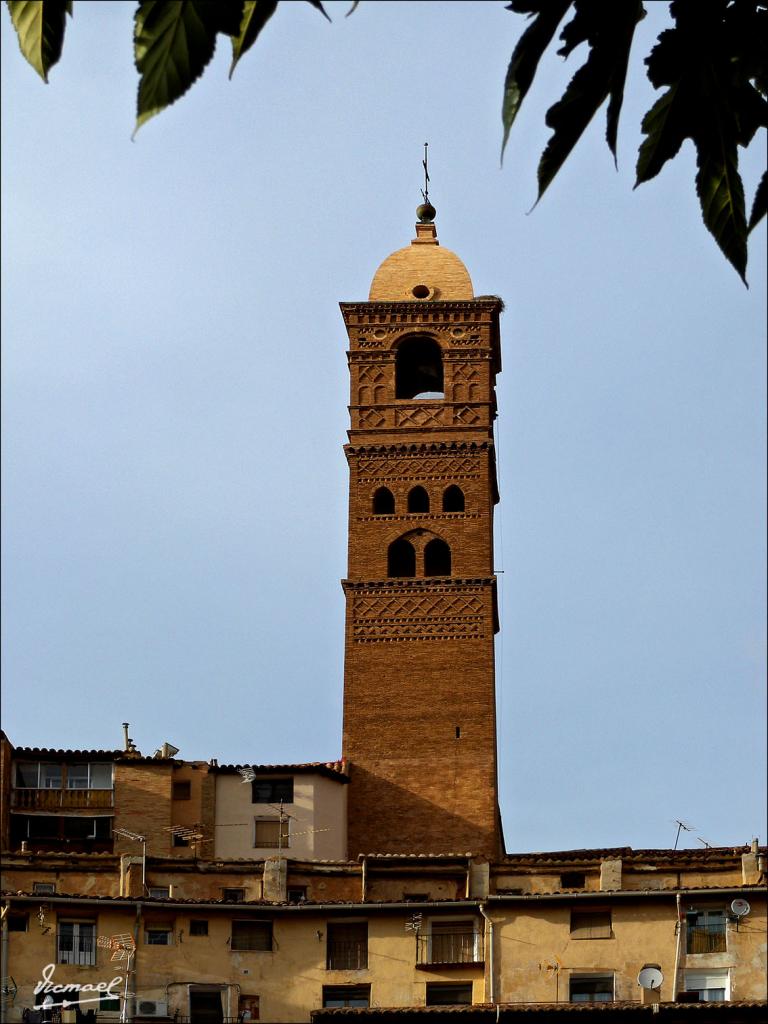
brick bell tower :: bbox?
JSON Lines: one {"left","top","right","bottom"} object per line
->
{"left": 340, "top": 202, "right": 503, "bottom": 858}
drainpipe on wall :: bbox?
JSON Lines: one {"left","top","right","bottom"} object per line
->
{"left": 1, "top": 901, "right": 10, "bottom": 1021}
{"left": 672, "top": 893, "right": 683, "bottom": 1000}
{"left": 479, "top": 903, "right": 495, "bottom": 1003}
{"left": 360, "top": 856, "right": 367, "bottom": 902}
{"left": 126, "top": 901, "right": 142, "bottom": 1024}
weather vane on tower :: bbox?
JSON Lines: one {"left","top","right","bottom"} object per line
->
{"left": 417, "top": 142, "right": 436, "bottom": 223}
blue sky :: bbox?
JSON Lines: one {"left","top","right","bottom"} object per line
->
{"left": 2, "top": 1, "right": 765, "bottom": 853}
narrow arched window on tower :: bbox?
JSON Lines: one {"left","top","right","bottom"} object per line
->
{"left": 424, "top": 538, "right": 451, "bottom": 576}
{"left": 442, "top": 485, "right": 465, "bottom": 513}
{"left": 395, "top": 336, "right": 444, "bottom": 399}
{"left": 407, "top": 486, "right": 430, "bottom": 514}
{"left": 388, "top": 538, "right": 416, "bottom": 578}
{"left": 372, "top": 487, "right": 395, "bottom": 515}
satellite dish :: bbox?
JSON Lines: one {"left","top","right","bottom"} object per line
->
{"left": 161, "top": 742, "right": 180, "bottom": 758}
{"left": 730, "top": 898, "right": 750, "bottom": 917}
{"left": 637, "top": 967, "right": 664, "bottom": 990}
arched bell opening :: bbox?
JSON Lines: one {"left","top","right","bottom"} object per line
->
{"left": 372, "top": 487, "right": 395, "bottom": 515}
{"left": 424, "top": 538, "right": 452, "bottom": 577}
{"left": 387, "top": 537, "right": 416, "bottom": 578}
{"left": 442, "top": 485, "right": 465, "bottom": 513}
{"left": 395, "top": 336, "right": 444, "bottom": 400}
{"left": 407, "top": 486, "right": 430, "bottom": 514}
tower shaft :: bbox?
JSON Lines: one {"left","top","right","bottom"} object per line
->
{"left": 340, "top": 220, "right": 503, "bottom": 857}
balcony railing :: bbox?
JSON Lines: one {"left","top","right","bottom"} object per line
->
{"left": 11, "top": 788, "right": 114, "bottom": 810}
{"left": 416, "top": 930, "right": 484, "bottom": 966}
{"left": 57, "top": 932, "right": 96, "bottom": 966}
{"left": 327, "top": 940, "right": 368, "bottom": 971}
{"left": 687, "top": 925, "right": 726, "bottom": 954}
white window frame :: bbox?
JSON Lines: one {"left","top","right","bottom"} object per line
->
{"left": 14, "top": 762, "right": 113, "bottom": 790}
{"left": 57, "top": 920, "right": 96, "bottom": 966}
{"left": 569, "top": 972, "right": 615, "bottom": 1003}
{"left": 66, "top": 763, "right": 114, "bottom": 790}
{"left": 684, "top": 969, "right": 730, "bottom": 1002}
{"left": 145, "top": 925, "right": 174, "bottom": 946}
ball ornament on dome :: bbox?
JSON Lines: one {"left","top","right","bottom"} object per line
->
{"left": 416, "top": 202, "right": 436, "bottom": 224}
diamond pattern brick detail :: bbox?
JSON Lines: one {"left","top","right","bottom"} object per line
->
{"left": 359, "top": 409, "right": 386, "bottom": 427}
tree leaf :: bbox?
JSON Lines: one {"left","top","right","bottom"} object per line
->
{"left": 500, "top": 1, "right": 571, "bottom": 162}
{"left": 229, "top": 0, "right": 277, "bottom": 79}
{"left": 604, "top": 2, "right": 645, "bottom": 165}
{"left": 635, "top": 83, "right": 688, "bottom": 185}
{"left": 535, "top": 1, "right": 644, "bottom": 200}
{"left": 695, "top": 130, "right": 748, "bottom": 285}
{"left": 748, "top": 170, "right": 767, "bottom": 233}
{"left": 133, "top": 1, "right": 241, "bottom": 137}
{"left": 306, "top": 0, "right": 331, "bottom": 22}
{"left": 6, "top": 0, "right": 72, "bottom": 83}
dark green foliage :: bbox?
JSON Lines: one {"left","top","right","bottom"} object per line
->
{"left": 5, "top": 0, "right": 328, "bottom": 135}
{"left": 5, "top": 0, "right": 765, "bottom": 282}
{"left": 229, "top": 1, "right": 278, "bottom": 80}
{"left": 503, "top": 0, "right": 767, "bottom": 284}
{"left": 6, "top": 0, "right": 71, "bottom": 83}
{"left": 133, "top": 1, "right": 244, "bottom": 136}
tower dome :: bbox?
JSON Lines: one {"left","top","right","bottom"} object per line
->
{"left": 368, "top": 211, "right": 474, "bottom": 302}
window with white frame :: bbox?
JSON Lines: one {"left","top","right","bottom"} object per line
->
{"left": 569, "top": 974, "right": 614, "bottom": 1003}
{"left": 14, "top": 762, "right": 112, "bottom": 790}
{"left": 57, "top": 921, "right": 96, "bottom": 965}
{"left": 145, "top": 925, "right": 173, "bottom": 945}
{"left": 683, "top": 970, "right": 729, "bottom": 1002}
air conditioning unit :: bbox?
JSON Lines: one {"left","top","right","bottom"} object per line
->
{"left": 136, "top": 1000, "right": 168, "bottom": 1017}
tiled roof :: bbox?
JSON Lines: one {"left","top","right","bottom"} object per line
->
{"left": 12, "top": 747, "right": 124, "bottom": 758}
{"left": 501, "top": 846, "right": 764, "bottom": 865}
{"left": 312, "top": 1001, "right": 768, "bottom": 1018}
{"left": 212, "top": 760, "right": 349, "bottom": 780}
{"left": 1, "top": 890, "right": 479, "bottom": 910}
{"left": 360, "top": 852, "right": 473, "bottom": 860}
{"left": 488, "top": 885, "right": 766, "bottom": 899}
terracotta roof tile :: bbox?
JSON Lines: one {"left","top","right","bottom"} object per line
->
{"left": 312, "top": 1000, "right": 768, "bottom": 1017}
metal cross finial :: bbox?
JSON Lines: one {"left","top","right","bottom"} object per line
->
{"left": 421, "top": 142, "right": 430, "bottom": 204}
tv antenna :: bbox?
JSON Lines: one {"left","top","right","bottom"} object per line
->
{"left": 237, "top": 766, "right": 256, "bottom": 784}
{"left": 697, "top": 836, "right": 712, "bottom": 849}
{"left": 164, "top": 824, "right": 212, "bottom": 856}
{"left": 672, "top": 819, "right": 696, "bottom": 849}
{"left": 97, "top": 933, "right": 136, "bottom": 1023}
